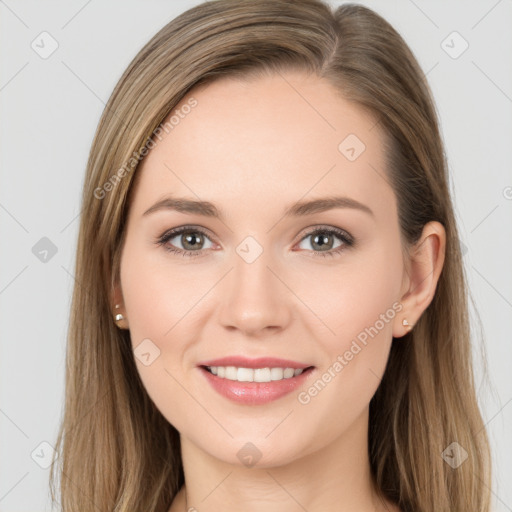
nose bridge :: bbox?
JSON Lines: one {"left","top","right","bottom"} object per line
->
{"left": 218, "top": 235, "right": 290, "bottom": 334}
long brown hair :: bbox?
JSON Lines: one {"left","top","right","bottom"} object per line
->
{"left": 49, "top": 1, "right": 491, "bottom": 510}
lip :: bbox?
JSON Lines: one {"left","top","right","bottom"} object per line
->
{"left": 197, "top": 358, "right": 316, "bottom": 405}
{"left": 197, "top": 356, "right": 312, "bottom": 370}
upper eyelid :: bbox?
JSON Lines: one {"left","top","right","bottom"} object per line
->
{"left": 160, "top": 225, "right": 213, "bottom": 238}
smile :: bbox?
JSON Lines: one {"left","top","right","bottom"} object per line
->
{"left": 199, "top": 365, "right": 316, "bottom": 405}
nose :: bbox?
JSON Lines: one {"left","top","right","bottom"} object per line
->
{"left": 217, "top": 244, "right": 292, "bottom": 337}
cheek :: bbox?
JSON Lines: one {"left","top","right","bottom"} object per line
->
{"left": 119, "top": 242, "right": 205, "bottom": 429}
{"left": 298, "top": 242, "right": 403, "bottom": 395}
{"left": 120, "top": 239, "right": 205, "bottom": 344}
{"left": 294, "top": 273, "right": 401, "bottom": 438}
{"left": 119, "top": 240, "right": 202, "bottom": 404}
{"left": 294, "top": 241, "right": 403, "bottom": 344}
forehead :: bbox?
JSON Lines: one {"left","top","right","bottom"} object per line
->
{"left": 131, "top": 71, "right": 395, "bottom": 224}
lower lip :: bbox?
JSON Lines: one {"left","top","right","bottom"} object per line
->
{"left": 198, "top": 366, "right": 315, "bottom": 405}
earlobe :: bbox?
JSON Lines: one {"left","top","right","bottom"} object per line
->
{"left": 393, "top": 221, "right": 446, "bottom": 339}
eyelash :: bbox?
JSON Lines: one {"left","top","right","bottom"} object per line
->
{"left": 155, "top": 225, "right": 355, "bottom": 259}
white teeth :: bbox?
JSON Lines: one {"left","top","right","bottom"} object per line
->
{"left": 225, "top": 366, "right": 238, "bottom": 380}
{"left": 254, "top": 368, "right": 271, "bottom": 382}
{"left": 270, "top": 367, "right": 283, "bottom": 381}
{"left": 206, "top": 366, "right": 305, "bottom": 382}
{"left": 283, "top": 368, "right": 295, "bottom": 378}
{"left": 236, "top": 367, "right": 252, "bottom": 381}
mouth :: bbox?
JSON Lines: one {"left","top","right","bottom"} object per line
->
{"left": 197, "top": 362, "right": 316, "bottom": 405}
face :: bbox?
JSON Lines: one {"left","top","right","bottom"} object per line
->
{"left": 117, "top": 70, "right": 408, "bottom": 466}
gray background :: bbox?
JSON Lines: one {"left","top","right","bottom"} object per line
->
{"left": 1, "top": 0, "right": 511, "bottom": 510}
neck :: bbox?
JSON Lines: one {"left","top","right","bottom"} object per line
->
{"left": 170, "top": 407, "right": 397, "bottom": 512}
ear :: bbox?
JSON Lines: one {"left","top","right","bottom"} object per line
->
{"left": 393, "top": 221, "right": 446, "bottom": 338}
{"left": 110, "top": 277, "right": 129, "bottom": 330}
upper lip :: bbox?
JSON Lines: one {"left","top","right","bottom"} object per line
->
{"left": 197, "top": 356, "right": 313, "bottom": 370}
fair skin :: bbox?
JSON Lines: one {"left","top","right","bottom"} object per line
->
{"left": 112, "top": 71, "right": 445, "bottom": 512}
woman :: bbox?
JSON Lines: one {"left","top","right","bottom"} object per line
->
{"left": 50, "top": 1, "right": 492, "bottom": 511}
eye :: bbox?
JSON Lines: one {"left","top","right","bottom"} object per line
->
{"left": 295, "top": 226, "right": 354, "bottom": 258}
{"left": 155, "top": 225, "right": 355, "bottom": 259}
{"left": 156, "top": 226, "right": 215, "bottom": 257}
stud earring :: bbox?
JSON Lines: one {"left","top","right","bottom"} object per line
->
{"left": 114, "top": 304, "right": 125, "bottom": 324}
{"left": 402, "top": 318, "right": 413, "bottom": 331}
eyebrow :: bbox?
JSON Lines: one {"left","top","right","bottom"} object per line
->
{"left": 142, "top": 194, "right": 374, "bottom": 220}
